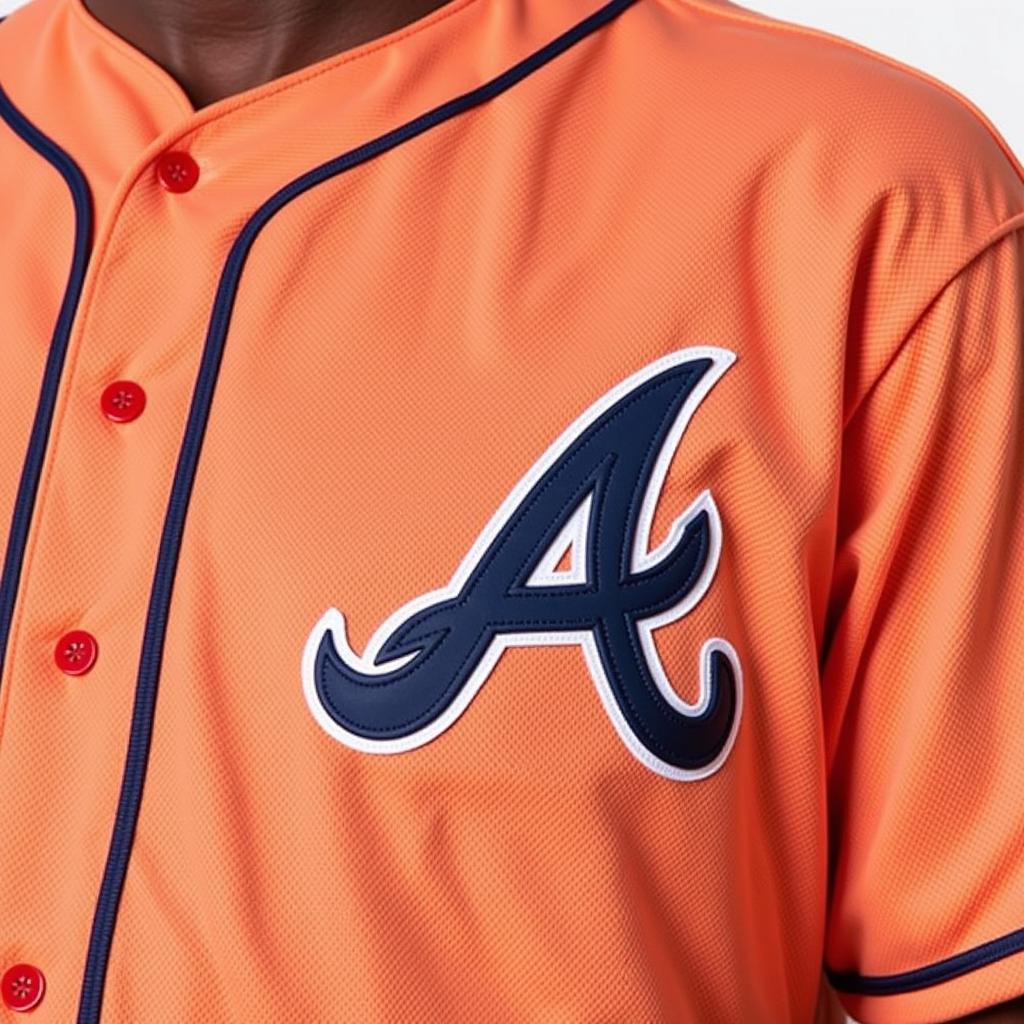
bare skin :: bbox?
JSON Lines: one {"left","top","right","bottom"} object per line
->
{"left": 83, "top": 0, "right": 452, "bottom": 108}
{"left": 78, "top": 2, "right": 1024, "bottom": 1021}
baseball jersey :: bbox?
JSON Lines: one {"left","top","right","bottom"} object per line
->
{"left": 0, "top": 0, "right": 1022, "bottom": 1020}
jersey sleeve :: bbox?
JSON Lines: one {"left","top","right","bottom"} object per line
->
{"left": 821, "top": 222, "right": 1024, "bottom": 1024}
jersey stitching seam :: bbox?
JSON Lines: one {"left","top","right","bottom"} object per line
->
{"left": 842, "top": 213, "right": 1024, "bottom": 434}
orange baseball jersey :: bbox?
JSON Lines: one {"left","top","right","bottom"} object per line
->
{"left": 0, "top": 0, "right": 1022, "bottom": 1020}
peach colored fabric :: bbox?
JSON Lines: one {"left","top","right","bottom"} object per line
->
{"left": 0, "top": 0, "right": 1022, "bottom": 1020}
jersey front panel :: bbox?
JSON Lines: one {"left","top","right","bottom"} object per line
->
{"left": 0, "top": 0, "right": 1022, "bottom": 1021}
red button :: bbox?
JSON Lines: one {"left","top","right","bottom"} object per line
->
{"left": 2, "top": 963, "right": 45, "bottom": 1012}
{"left": 54, "top": 630, "right": 98, "bottom": 676}
{"left": 156, "top": 150, "right": 199, "bottom": 192}
{"left": 101, "top": 380, "right": 147, "bottom": 423}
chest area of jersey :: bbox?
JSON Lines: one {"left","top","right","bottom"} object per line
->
{"left": 0, "top": 133, "right": 825, "bottom": 791}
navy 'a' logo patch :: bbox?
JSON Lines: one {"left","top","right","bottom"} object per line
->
{"left": 302, "top": 347, "right": 742, "bottom": 780}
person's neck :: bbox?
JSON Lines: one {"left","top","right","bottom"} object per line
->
{"left": 83, "top": 0, "right": 451, "bottom": 109}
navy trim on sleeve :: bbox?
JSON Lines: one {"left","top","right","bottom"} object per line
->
{"left": 828, "top": 926, "right": 1024, "bottom": 996}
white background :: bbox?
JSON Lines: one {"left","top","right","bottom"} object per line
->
{"left": 745, "top": 0, "right": 1023, "bottom": 156}
{"left": 1, "top": 0, "right": 1022, "bottom": 159}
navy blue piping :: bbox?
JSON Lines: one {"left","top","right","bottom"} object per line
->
{"left": 827, "top": 926, "right": 1024, "bottom": 996}
{"left": 0, "top": 84, "right": 93, "bottom": 699}
{"left": 76, "top": 0, "right": 640, "bottom": 1019}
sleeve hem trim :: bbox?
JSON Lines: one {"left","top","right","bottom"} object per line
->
{"left": 827, "top": 926, "right": 1024, "bottom": 995}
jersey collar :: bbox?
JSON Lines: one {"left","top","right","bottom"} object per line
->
{"left": 0, "top": 0, "right": 614, "bottom": 222}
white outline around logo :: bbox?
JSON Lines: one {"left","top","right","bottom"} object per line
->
{"left": 302, "top": 346, "right": 743, "bottom": 780}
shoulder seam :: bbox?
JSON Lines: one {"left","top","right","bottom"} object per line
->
{"left": 843, "top": 212, "right": 1024, "bottom": 432}
{"left": 670, "top": 0, "right": 1024, "bottom": 189}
